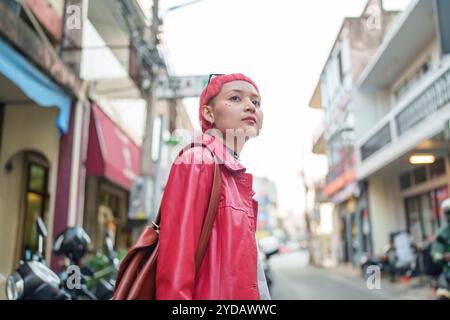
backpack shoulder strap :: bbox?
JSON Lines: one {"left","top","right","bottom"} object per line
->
{"left": 152, "top": 141, "right": 222, "bottom": 274}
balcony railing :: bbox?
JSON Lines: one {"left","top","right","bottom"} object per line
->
{"left": 396, "top": 67, "right": 450, "bottom": 136}
{"left": 360, "top": 124, "right": 392, "bottom": 160}
{"left": 358, "top": 59, "right": 450, "bottom": 162}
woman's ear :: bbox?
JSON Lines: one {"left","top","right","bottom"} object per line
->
{"left": 202, "top": 105, "right": 215, "bottom": 125}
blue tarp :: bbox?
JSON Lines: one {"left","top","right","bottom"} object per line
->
{"left": 0, "top": 38, "right": 72, "bottom": 133}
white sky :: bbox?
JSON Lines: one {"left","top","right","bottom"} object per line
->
{"left": 136, "top": 0, "right": 411, "bottom": 219}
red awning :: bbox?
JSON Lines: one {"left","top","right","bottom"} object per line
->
{"left": 323, "top": 169, "right": 356, "bottom": 198}
{"left": 87, "top": 104, "right": 141, "bottom": 190}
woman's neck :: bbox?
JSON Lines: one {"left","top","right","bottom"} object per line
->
{"left": 207, "top": 129, "right": 244, "bottom": 158}
{"left": 224, "top": 142, "right": 240, "bottom": 160}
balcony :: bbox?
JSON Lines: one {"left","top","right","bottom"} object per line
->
{"left": 360, "top": 123, "right": 391, "bottom": 160}
{"left": 356, "top": 58, "right": 450, "bottom": 179}
{"left": 84, "top": 0, "right": 150, "bottom": 98}
{"left": 358, "top": 0, "right": 435, "bottom": 90}
{"left": 395, "top": 68, "right": 450, "bottom": 135}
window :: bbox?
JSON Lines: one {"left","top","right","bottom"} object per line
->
{"left": 400, "top": 172, "right": 412, "bottom": 190}
{"left": 405, "top": 187, "right": 448, "bottom": 244}
{"left": 413, "top": 166, "right": 427, "bottom": 185}
{"left": 431, "top": 186, "right": 449, "bottom": 228}
{"left": 421, "top": 61, "right": 429, "bottom": 75}
{"left": 394, "top": 56, "right": 432, "bottom": 102}
{"left": 337, "top": 51, "right": 344, "bottom": 85}
{"left": 430, "top": 157, "right": 446, "bottom": 178}
{"left": 22, "top": 154, "right": 49, "bottom": 259}
{"left": 98, "top": 189, "right": 122, "bottom": 251}
{"left": 405, "top": 197, "right": 425, "bottom": 246}
{"left": 99, "top": 191, "right": 120, "bottom": 218}
{"left": 420, "top": 193, "right": 433, "bottom": 239}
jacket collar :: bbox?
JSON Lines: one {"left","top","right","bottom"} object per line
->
{"left": 195, "top": 132, "right": 247, "bottom": 173}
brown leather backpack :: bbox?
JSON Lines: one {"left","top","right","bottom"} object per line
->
{"left": 112, "top": 142, "right": 222, "bottom": 300}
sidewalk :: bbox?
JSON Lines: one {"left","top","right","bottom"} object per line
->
{"left": 323, "top": 263, "right": 435, "bottom": 300}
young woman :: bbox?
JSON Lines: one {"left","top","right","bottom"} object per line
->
{"left": 156, "top": 73, "right": 269, "bottom": 300}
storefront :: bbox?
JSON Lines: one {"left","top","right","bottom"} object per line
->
{"left": 0, "top": 37, "right": 74, "bottom": 282}
{"left": 323, "top": 167, "right": 368, "bottom": 264}
{"left": 336, "top": 196, "right": 359, "bottom": 264}
{"left": 401, "top": 156, "right": 450, "bottom": 246}
{"left": 84, "top": 103, "right": 141, "bottom": 254}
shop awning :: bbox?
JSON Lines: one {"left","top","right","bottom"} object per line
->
{"left": 0, "top": 39, "right": 72, "bottom": 133}
{"left": 323, "top": 169, "right": 356, "bottom": 198}
{"left": 87, "top": 104, "right": 141, "bottom": 190}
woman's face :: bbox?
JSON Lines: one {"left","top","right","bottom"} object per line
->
{"left": 202, "top": 80, "right": 263, "bottom": 139}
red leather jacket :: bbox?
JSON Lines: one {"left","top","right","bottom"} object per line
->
{"left": 156, "top": 133, "right": 260, "bottom": 300}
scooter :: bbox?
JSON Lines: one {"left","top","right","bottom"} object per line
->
{"left": 5, "top": 217, "right": 70, "bottom": 300}
{"left": 359, "top": 243, "right": 393, "bottom": 280}
{"left": 360, "top": 237, "right": 419, "bottom": 282}
{"left": 53, "top": 226, "right": 97, "bottom": 300}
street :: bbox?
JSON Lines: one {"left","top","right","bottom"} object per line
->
{"left": 1, "top": 0, "right": 449, "bottom": 302}
{"left": 269, "top": 251, "right": 431, "bottom": 300}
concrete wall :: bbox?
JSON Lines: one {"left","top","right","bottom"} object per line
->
{"left": 368, "top": 168, "right": 407, "bottom": 255}
{"left": 0, "top": 104, "right": 60, "bottom": 294}
{"left": 353, "top": 88, "right": 391, "bottom": 140}
{"left": 389, "top": 38, "right": 439, "bottom": 106}
{"left": 348, "top": 0, "right": 399, "bottom": 84}
{"left": 368, "top": 174, "right": 393, "bottom": 254}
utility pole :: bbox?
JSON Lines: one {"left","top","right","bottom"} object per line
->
{"left": 139, "top": 0, "right": 161, "bottom": 222}
{"left": 299, "top": 151, "right": 316, "bottom": 267}
{"left": 138, "top": 0, "right": 207, "bottom": 222}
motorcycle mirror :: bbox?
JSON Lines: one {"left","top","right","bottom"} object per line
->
{"left": 36, "top": 217, "right": 48, "bottom": 238}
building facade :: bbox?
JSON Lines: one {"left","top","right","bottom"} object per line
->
{"left": 0, "top": 0, "right": 193, "bottom": 298}
{"left": 309, "top": 0, "right": 399, "bottom": 264}
{"left": 0, "top": 0, "right": 83, "bottom": 295}
{"left": 354, "top": 0, "right": 450, "bottom": 255}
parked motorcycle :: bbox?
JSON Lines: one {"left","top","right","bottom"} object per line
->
{"left": 53, "top": 226, "right": 97, "bottom": 300}
{"left": 81, "top": 231, "right": 119, "bottom": 300}
{"left": 5, "top": 217, "right": 70, "bottom": 300}
{"left": 360, "top": 232, "right": 420, "bottom": 282}
{"left": 359, "top": 243, "right": 393, "bottom": 280}
{"left": 360, "top": 250, "right": 390, "bottom": 280}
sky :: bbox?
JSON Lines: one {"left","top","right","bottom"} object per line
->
{"left": 132, "top": 0, "right": 412, "bottom": 222}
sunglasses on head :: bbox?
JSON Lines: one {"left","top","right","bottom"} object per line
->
{"left": 206, "top": 73, "right": 225, "bottom": 87}
{"left": 203, "top": 73, "right": 225, "bottom": 98}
